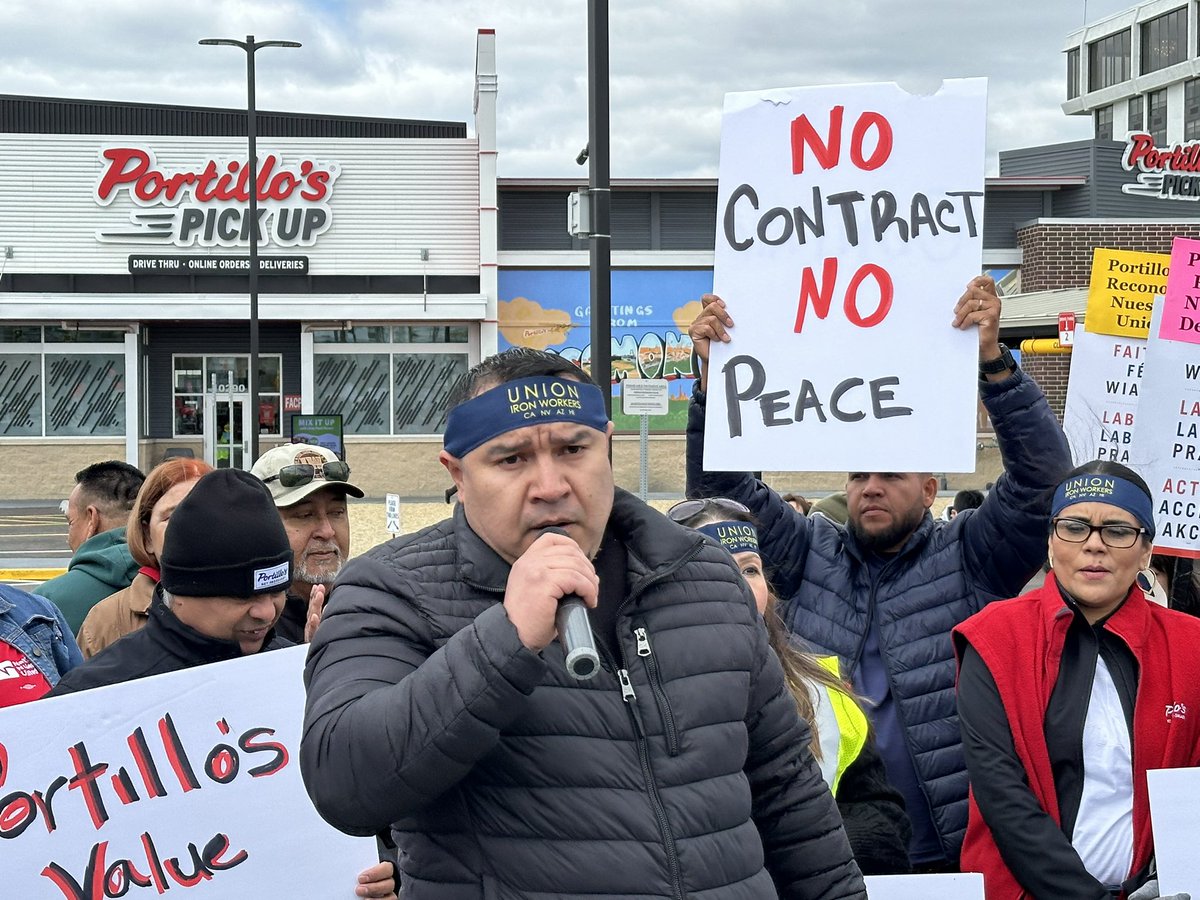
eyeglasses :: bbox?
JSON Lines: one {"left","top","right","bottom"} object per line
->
{"left": 667, "top": 497, "right": 751, "bottom": 524}
{"left": 1051, "top": 517, "right": 1147, "bottom": 549}
{"left": 263, "top": 461, "right": 351, "bottom": 488}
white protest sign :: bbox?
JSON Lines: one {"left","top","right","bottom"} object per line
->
{"left": 0, "top": 646, "right": 377, "bottom": 898}
{"left": 705, "top": 79, "right": 987, "bottom": 472}
{"left": 1147, "top": 767, "right": 1200, "bottom": 895}
{"left": 622, "top": 379, "right": 670, "bottom": 416}
{"left": 864, "top": 873, "right": 984, "bottom": 899}
{"left": 1062, "top": 327, "right": 1149, "bottom": 466}
{"left": 1129, "top": 301, "right": 1200, "bottom": 557}
{"left": 1062, "top": 248, "right": 1168, "bottom": 466}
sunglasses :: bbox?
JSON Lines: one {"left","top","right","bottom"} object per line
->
{"left": 667, "top": 497, "right": 751, "bottom": 523}
{"left": 263, "top": 461, "right": 351, "bottom": 488}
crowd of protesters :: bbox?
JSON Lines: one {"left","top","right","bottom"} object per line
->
{"left": 1, "top": 276, "right": 1197, "bottom": 899}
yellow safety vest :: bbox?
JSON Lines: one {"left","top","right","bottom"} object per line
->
{"left": 812, "top": 655, "right": 870, "bottom": 795}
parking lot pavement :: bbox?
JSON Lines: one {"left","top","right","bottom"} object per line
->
{"left": 0, "top": 506, "right": 69, "bottom": 587}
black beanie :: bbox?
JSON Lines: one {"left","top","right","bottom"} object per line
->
{"left": 159, "top": 468, "right": 293, "bottom": 598}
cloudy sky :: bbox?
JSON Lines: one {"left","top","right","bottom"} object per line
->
{"left": 0, "top": 0, "right": 1135, "bottom": 177}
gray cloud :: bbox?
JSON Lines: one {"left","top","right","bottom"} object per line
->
{"left": 0, "top": 0, "right": 1133, "bottom": 176}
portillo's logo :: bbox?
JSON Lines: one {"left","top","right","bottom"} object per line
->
{"left": 1122, "top": 133, "right": 1200, "bottom": 201}
{"left": 93, "top": 147, "right": 341, "bottom": 247}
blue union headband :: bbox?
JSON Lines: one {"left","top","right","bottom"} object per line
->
{"left": 443, "top": 376, "right": 609, "bottom": 458}
{"left": 697, "top": 521, "right": 760, "bottom": 556}
{"left": 1051, "top": 473, "right": 1156, "bottom": 539}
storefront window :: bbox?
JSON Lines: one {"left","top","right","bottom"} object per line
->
{"left": 0, "top": 353, "right": 43, "bottom": 436}
{"left": 393, "top": 353, "right": 468, "bottom": 433}
{"left": 0, "top": 326, "right": 127, "bottom": 438}
{"left": 312, "top": 326, "right": 391, "bottom": 343}
{"left": 44, "top": 326, "right": 125, "bottom": 344}
{"left": 45, "top": 353, "right": 126, "bottom": 436}
{"left": 314, "top": 352, "right": 391, "bottom": 434}
{"left": 312, "top": 324, "right": 473, "bottom": 436}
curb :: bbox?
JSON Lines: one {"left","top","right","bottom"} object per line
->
{"left": 0, "top": 569, "right": 65, "bottom": 581}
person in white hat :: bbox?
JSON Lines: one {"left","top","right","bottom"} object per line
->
{"left": 251, "top": 443, "right": 364, "bottom": 643}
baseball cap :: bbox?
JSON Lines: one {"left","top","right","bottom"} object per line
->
{"left": 251, "top": 443, "right": 365, "bottom": 507}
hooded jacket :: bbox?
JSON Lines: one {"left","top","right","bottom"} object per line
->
{"left": 686, "top": 368, "right": 1071, "bottom": 859}
{"left": 302, "top": 489, "right": 865, "bottom": 900}
{"left": 38, "top": 527, "right": 139, "bottom": 635}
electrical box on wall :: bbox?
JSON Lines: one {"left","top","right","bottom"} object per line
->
{"left": 567, "top": 190, "right": 590, "bottom": 237}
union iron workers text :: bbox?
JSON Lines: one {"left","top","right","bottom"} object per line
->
{"left": 0, "top": 713, "right": 289, "bottom": 898}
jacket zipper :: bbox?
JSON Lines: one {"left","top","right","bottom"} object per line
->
{"left": 606, "top": 539, "right": 704, "bottom": 900}
{"left": 635, "top": 625, "right": 680, "bottom": 756}
{"left": 616, "top": 664, "right": 684, "bottom": 900}
{"left": 855, "top": 557, "right": 951, "bottom": 860}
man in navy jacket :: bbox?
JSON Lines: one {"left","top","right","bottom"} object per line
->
{"left": 686, "top": 277, "right": 1072, "bottom": 869}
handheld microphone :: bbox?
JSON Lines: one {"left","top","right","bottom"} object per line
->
{"left": 542, "top": 527, "right": 600, "bottom": 681}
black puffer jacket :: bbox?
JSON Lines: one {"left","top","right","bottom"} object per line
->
{"left": 48, "top": 591, "right": 290, "bottom": 696}
{"left": 301, "top": 490, "right": 865, "bottom": 900}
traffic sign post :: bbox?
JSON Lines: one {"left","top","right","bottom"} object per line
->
{"left": 385, "top": 493, "right": 401, "bottom": 535}
{"left": 621, "top": 379, "right": 670, "bottom": 500}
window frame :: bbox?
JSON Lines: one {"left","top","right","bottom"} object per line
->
{"left": 1141, "top": 6, "right": 1188, "bottom": 76}
{"left": 170, "top": 352, "right": 284, "bottom": 440}
{"left": 0, "top": 326, "right": 128, "bottom": 438}
{"left": 1088, "top": 28, "right": 1132, "bottom": 91}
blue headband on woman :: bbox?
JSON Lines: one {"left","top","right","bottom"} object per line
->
{"left": 697, "top": 521, "right": 760, "bottom": 555}
{"left": 1051, "top": 473, "right": 1156, "bottom": 539}
{"left": 443, "top": 376, "right": 609, "bottom": 459}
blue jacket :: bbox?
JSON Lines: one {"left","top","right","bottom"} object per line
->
{"left": 686, "top": 368, "right": 1072, "bottom": 859}
{"left": 0, "top": 584, "right": 84, "bottom": 690}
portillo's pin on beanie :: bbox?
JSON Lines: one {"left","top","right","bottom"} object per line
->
{"left": 159, "top": 468, "right": 293, "bottom": 598}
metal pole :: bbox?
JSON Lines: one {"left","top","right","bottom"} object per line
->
{"left": 638, "top": 413, "right": 649, "bottom": 501}
{"left": 246, "top": 35, "right": 260, "bottom": 465}
{"left": 587, "top": 0, "right": 611, "bottom": 417}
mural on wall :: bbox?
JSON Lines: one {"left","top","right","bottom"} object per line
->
{"left": 498, "top": 270, "right": 713, "bottom": 431}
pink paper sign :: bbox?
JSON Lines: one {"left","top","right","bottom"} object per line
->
{"left": 1162, "top": 237, "right": 1200, "bottom": 344}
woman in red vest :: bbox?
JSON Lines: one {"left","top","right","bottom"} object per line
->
{"left": 954, "top": 460, "right": 1200, "bottom": 900}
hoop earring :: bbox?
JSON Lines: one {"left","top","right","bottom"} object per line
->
{"left": 1136, "top": 569, "right": 1156, "bottom": 594}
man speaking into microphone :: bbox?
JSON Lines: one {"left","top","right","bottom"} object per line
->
{"left": 300, "top": 348, "right": 865, "bottom": 900}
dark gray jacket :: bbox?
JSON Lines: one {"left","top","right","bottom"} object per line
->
{"left": 686, "top": 369, "right": 1072, "bottom": 858}
{"left": 301, "top": 489, "right": 865, "bottom": 900}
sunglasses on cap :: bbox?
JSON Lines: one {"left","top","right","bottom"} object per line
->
{"left": 263, "top": 460, "right": 352, "bottom": 488}
{"left": 667, "top": 497, "right": 751, "bottom": 523}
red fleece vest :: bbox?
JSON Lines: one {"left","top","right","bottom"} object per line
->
{"left": 954, "top": 574, "right": 1200, "bottom": 899}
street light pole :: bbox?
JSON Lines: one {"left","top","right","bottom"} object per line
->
{"left": 199, "top": 34, "right": 300, "bottom": 466}
{"left": 587, "top": 0, "right": 612, "bottom": 417}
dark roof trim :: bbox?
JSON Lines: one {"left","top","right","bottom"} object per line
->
{"left": 0, "top": 94, "right": 466, "bottom": 139}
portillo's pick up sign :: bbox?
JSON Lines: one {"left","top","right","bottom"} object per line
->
{"left": 93, "top": 147, "right": 340, "bottom": 248}
{"left": 1122, "top": 132, "right": 1200, "bottom": 202}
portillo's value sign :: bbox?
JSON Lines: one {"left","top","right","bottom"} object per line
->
{"left": 93, "top": 147, "right": 341, "bottom": 248}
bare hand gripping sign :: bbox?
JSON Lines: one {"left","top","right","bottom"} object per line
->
{"left": 0, "top": 647, "right": 376, "bottom": 898}
{"left": 705, "top": 80, "right": 988, "bottom": 472}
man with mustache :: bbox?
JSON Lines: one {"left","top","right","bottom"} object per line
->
{"left": 252, "top": 443, "right": 364, "bottom": 643}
